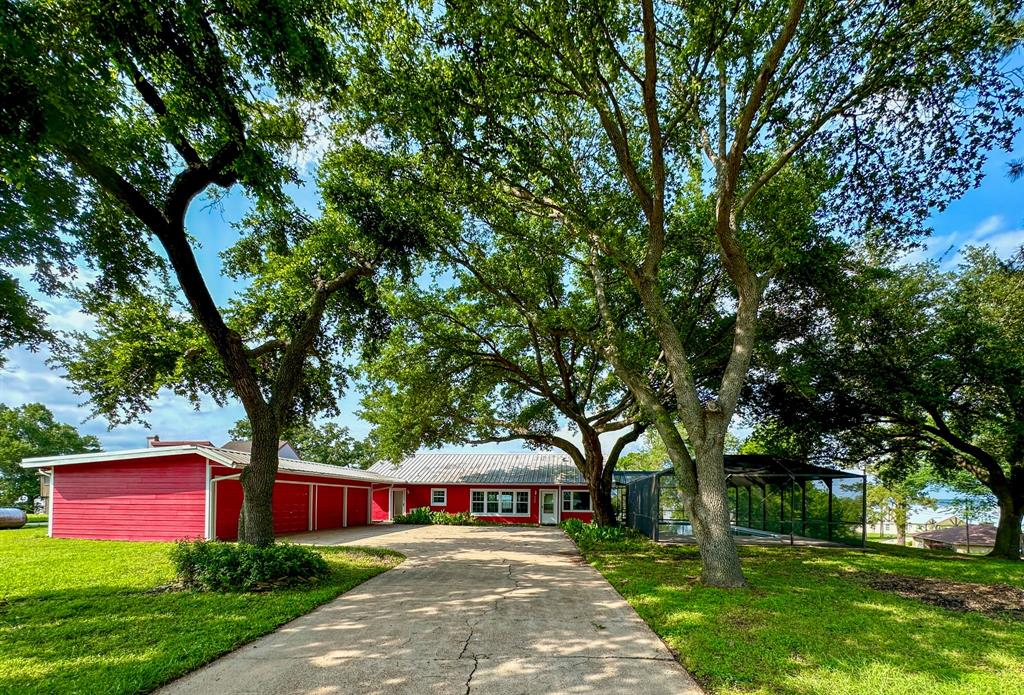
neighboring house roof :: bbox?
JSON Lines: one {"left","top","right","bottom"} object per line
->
{"left": 21, "top": 445, "right": 396, "bottom": 484}
{"left": 149, "top": 440, "right": 214, "bottom": 447}
{"left": 222, "top": 440, "right": 287, "bottom": 453}
{"left": 368, "top": 453, "right": 589, "bottom": 485}
{"left": 912, "top": 524, "right": 1004, "bottom": 547}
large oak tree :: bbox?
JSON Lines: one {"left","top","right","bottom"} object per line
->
{"left": 0, "top": 0, "right": 424, "bottom": 545}
{"left": 342, "top": 0, "right": 1022, "bottom": 584}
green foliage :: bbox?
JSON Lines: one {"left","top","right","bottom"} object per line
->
{"left": 391, "top": 507, "right": 434, "bottom": 525}
{"left": 0, "top": 403, "right": 100, "bottom": 509}
{"left": 170, "top": 540, "right": 330, "bottom": 592}
{"left": 751, "top": 247, "right": 1024, "bottom": 553}
{"left": 577, "top": 533, "right": 1024, "bottom": 695}
{"left": 392, "top": 507, "right": 478, "bottom": 526}
{"left": 561, "top": 519, "right": 637, "bottom": 544}
{"left": 229, "top": 418, "right": 377, "bottom": 469}
{"left": 0, "top": 527, "right": 402, "bottom": 693}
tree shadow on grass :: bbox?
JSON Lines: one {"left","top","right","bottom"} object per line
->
{"left": 0, "top": 562, "right": 396, "bottom": 695}
{"left": 589, "top": 542, "right": 1024, "bottom": 695}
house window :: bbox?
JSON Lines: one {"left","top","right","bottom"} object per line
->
{"left": 470, "top": 489, "right": 530, "bottom": 516}
{"left": 431, "top": 488, "right": 447, "bottom": 506}
{"left": 563, "top": 490, "right": 592, "bottom": 512}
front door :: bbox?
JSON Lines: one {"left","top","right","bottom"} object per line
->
{"left": 540, "top": 490, "right": 558, "bottom": 525}
{"left": 391, "top": 489, "right": 406, "bottom": 520}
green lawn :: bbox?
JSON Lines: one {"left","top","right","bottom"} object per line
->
{"left": 0, "top": 527, "right": 403, "bottom": 694}
{"left": 25, "top": 514, "right": 47, "bottom": 524}
{"left": 574, "top": 534, "right": 1024, "bottom": 695}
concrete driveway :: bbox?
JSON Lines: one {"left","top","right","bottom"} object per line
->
{"left": 159, "top": 525, "right": 701, "bottom": 695}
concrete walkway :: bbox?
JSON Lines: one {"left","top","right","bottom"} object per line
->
{"left": 159, "top": 525, "right": 702, "bottom": 695}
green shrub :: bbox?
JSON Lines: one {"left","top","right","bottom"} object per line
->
{"left": 561, "top": 519, "right": 638, "bottom": 544}
{"left": 393, "top": 507, "right": 434, "bottom": 524}
{"left": 429, "top": 510, "right": 476, "bottom": 525}
{"left": 393, "top": 507, "right": 480, "bottom": 526}
{"left": 170, "top": 540, "right": 330, "bottom": 592}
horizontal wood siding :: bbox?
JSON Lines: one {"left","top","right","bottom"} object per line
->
{"left": 51, "top": 455, "right": 206, "bottom": 541}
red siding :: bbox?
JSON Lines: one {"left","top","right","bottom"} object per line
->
{"left": 347, "top": 487, "right": 368, "bottom": 526}
{"left": 372, "top": 487, "right": 391, "bottom": 521}
{"left": 51, "top": 454, "right": 207, "bottom": 541}
{"left": 315, "top": 486, "right": 344, "bottom": 530}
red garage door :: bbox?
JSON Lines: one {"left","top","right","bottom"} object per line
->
{"left": 273, "top": 483, "right": 311, "bottom": 535}
{"left": 315, "top": 486, "right": 344, "bottom": 530}
{"left": 347, "top": 487, "right": 369, "bottom": 527}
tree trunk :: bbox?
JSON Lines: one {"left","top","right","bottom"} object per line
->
{"left": 237, "top": 416, "right": 280, "bottom": 547}
{"left": 895, "top": 501, "right": 908, "bottom": 547}
{"left": 990, "top": 496, "right": 1023, "bottom": 560}
{"left": 689, "top": 445, "right": 746, "bottom": 587}
{"left": 589, "top": 473, "right": 618, "bottom": 527}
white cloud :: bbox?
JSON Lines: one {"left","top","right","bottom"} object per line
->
{"left": 902, "top": 214, "right": 1024, "bottom": 268}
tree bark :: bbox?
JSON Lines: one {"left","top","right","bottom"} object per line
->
{"left": 238, "top": 414, "right": 280, "bottom": 547}
{"left": 895, "top": 500, "right": 908, "bottom": 546}
{"left": 990, "top": 494, "right": 1023, "bottom": 560}
{"left": 689, "top": 440, "right": 746, "bottom": 587}
{"left": 588, "top": 470, "right": 618, "bottom": 527}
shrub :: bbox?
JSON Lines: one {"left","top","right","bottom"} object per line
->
{"left": 170, "top": 540, "right": 330, "bottom": 592}
{"left": 561, "top": 519, "right": 638, "bottom": 544}
{"left": 393, "top": 507, "right": 480, "bottom": 526}
{"left": 429, "top": 510, "right": 477, "bottom": 525}
{"left": 392, "top": 507, "right": 434, "bottom": 525}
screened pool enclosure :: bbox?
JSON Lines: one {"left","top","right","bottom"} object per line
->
{"left": 624, "top": 455, "right": 866, "bottom": 546}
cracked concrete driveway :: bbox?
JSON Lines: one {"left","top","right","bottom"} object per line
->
{"left": 158, "top": 525, "right": 702, "bottom": 695}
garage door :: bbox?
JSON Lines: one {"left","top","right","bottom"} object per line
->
{"left": 272, "top": 483, "right": 311, "bottom": 535}
{"left": 347, "top": 487, "right": 369, "bottom": 526}
{"left": 315, "top": 486, "right": 344, "bottom": 530}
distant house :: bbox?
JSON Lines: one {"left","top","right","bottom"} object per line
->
{"left": 222, "top": 439, "right": 301, "bottom": 460}
{"left": 911, "top": 524, "right": 1017, "bottom": 555}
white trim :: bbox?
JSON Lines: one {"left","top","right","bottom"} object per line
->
{"left": 539, "top": 489, "right": 559, "bottom": 525}
{"left": 469, "top": 488, "right": 531, "bottom": 517}
{"left": 391, "top": 487, "right": 406, "bottom": 519}
{"left": 561, "top": 489, "right": 593, "bottom": 513}
{"left": 47, "top": 468, "right": 54, "bottom": 537}
{"left": 308, "top": 483, "right": 314, "bottom": 531}
{"left": 430, "top": 488, "right": 447, "bottom": 506}
{"left": 204, "top": 459, "right": 213, "bottom": 539}
{"left": 343, "top": 487, "right": 349, "bottom": 528}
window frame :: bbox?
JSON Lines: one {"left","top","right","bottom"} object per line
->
{"left": 562, "top": 490, "right": 593, "bottom": 512}
{"left": 469, "top": 488, "right": 531, "bottom": 517}
{"left": 430, "top": 488, "right": 447, "bottom": 506}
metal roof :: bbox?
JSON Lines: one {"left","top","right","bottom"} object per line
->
{"left": 367, "top": 453, "right": 587, "bottom": 485}
{"left": 21, "top": 445, "right": 398, "bottom": 484}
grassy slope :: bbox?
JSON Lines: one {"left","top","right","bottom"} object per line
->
{"left": 576, "top": 535, "right": 1024, "bottom": 695}
{"left": 0, "top": 528, "right": 403, "bottom": 694}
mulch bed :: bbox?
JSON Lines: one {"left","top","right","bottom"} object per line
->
{"left": 861, "top": 572, "right": 1024, "bottom": 618}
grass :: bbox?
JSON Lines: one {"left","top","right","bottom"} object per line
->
{"left": 25, "top": 514, "right": 46, "bottom": 524}
{"left": 0, "top": 527, "right": 403, "bottom": 694}
{"left": 572, "top": 533, "right": 1024, "bottom": 695}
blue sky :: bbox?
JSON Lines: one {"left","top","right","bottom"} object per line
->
{"left": 1, "top": 123, "right": 1022, "bottom": 457}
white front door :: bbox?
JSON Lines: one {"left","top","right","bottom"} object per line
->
{"left": 540, "top": 490, "right": 558, "bottom": 525}
{"left": 391, "top": 489, "right": 406, "bottom": 519}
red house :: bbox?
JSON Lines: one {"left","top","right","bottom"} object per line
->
{"left": 366, "top": 453, "right": 596, "bottom": 526}
{"left": 21, "top": 448, "right": 596, "bottom": 542}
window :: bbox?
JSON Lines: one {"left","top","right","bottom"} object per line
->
{"left": 431, "top": 488, "right": 447, "bottom": 506}
{"left": 562, "top": 490, "right": 592, "bottom": 512}
{"left": 469, "top": 489, "right": 530, "bottom": 516}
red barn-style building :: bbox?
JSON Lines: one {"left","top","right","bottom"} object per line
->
{"left": 22, "top": 449, "right": 596, "bottom": 541}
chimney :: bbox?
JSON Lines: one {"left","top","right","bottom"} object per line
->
{"left": 147, "top": 435, "right": 160, "bottom": 448}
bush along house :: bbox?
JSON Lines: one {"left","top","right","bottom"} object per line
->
{"left": 21, "top": 447, "right": 600, "bottom": 541}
